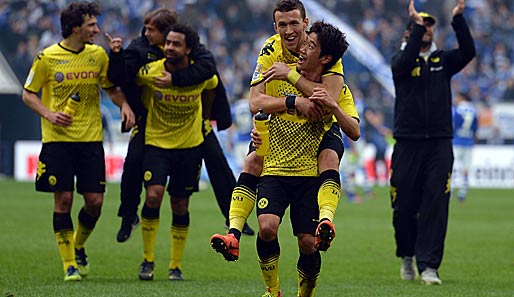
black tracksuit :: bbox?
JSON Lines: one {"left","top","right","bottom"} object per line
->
{"left": 389, "top": 14, "right": 475, "bottom": 272}
{"left": 108, "top": 29, "right": 233, "bottom": 222}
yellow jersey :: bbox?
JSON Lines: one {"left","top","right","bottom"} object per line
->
{"left": 251, "top": 33, "right": 344, "bottom": 87}
{"left": 136, "top": 59, "right": 218, "bottom": 149}
{"left": 24, "top": 43, "right": 113, "bottom": 143}
{"left": 262, "top": 78, "right": 359, "bottom": 176}
{"left": 339, "top": 85, "right": 359, "bottom": 121}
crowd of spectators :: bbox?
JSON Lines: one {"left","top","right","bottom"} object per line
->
{"left": 1, "top": 0, "right": 513, "bottom": 139}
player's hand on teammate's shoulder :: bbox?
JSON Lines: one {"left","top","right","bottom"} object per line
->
{"left": 153, "top": 70, "right": 173, "bottom": 88}
{"left": 263, "top": 62, "right": 291, "bottom": 83}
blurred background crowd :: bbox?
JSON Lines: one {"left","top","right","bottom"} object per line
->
{"left": 2, "top": 0, "right": 514, "bottom": 134}
{"left": 0, "top": 0, "right": 513, "bottom": 156}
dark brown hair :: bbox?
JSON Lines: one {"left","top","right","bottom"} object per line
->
{"left": 61, "top": 1, "right": 100, "bottom": 38}
{"left": 273, "top": 0, "right": 306, "bottom": 22}
{"left": 308, "top": 20, "right": 349, "bottom": 71}
{"left": 144, "top": 8, "right": 178, "bottom": 34}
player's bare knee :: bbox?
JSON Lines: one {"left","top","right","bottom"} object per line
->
{"left": 297, "top": 234, "right": 316, "bottom": 254}
{"left": 258, "top": 217, "right": 279, "bottom": 241}
{"left": 170, "top": 197, "right": 189, "bottom": 215}
{"left": 145, "top": 193, "right": 163, "bottom": 208}
{"left": 318, "top": 149, "right": 339, "bottom": 172}
{"left": 84, "top": 193, "right": 103, "bottom": 210}
{"left": 54, "top": 192, "right": 73, "bottom": 212}
{"left": 258, "top": 226, "right": 277, "bottom": 241}
{"left": 243, "top": 152, "right": 263, "bottom": 176}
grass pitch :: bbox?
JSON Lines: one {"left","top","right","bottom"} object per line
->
{"left": 0, "top": 179, "right": 512, "bottom": 297}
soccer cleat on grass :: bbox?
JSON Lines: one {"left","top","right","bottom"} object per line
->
{"left": 117, "top": 214, "right": 141, "bottom": 243}
{"left": 261, "top": 288, "right": 282, "bottom": 297}
{"left": 315, "top": 220, "right": 336, "bottom": 251}
{"left": 168, "top": 268, "right": 183, "bottom": 281}
{"left": 75, "top": 248, "right": 89, "bottom": 277}
{"left": 138, "top": 260, "right": 154, "bottom": 281}
{"left": 421, "top": 268, "right": 442, "bottom": 285}
{"left": 400, "top": 256, "right": 415, "bottom": 280}
{"left": 64, "top": 266, "right": 81, "bottom": 281}
{"left": 210, "top": 233, "right": 239, "bottom": 261}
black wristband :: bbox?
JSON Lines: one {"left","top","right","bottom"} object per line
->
{"left": 285, "top": 95, "right": 296, "bottom": 110}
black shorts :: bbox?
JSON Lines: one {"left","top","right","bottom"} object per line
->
{"left": 36, "top": 142, "right": 105, "bottom": 194}
{"left": 142, "top": 145, "right": 202, "bottom": 198}
{"left": 318, "top": 122, "right": 344, "bottom": 160}
{"left": 256, "top": 175, "right": 320, "bottom": 235}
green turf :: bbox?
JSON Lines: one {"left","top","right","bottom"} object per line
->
{"left": 0, "top": 179, "right": 512, "bottom": 296}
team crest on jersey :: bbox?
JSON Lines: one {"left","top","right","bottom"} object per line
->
{"left": 54, "top": 72, "right": 65, "bottom": 83}
{"left": 252, "top": 64, "right": 263, "bottom": 81}
{"left": 257, "top": 197, "right": 269, "bottom": 209}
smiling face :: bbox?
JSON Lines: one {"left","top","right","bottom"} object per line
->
{"left": 144, "top": 23, "right": 166, "bottom": 46}
{"left": 164, "top": 30, "right": 190, "bottom": 65}
{"left": 273, "top": 8, "right": 309, "bottom": 54}
{"left": 76, "top": 14, "right": 99, "bottom": 44}
{"left": 297, "top": 32, "right": 330, "bottom": 78}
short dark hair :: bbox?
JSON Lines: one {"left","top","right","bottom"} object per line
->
{"left": 308, "top": 21, "right": 349, "bottom": 71}
{"left": 61, "top": 1, "right": 100, "bottom": 38}
{"left": 144, "top": 8, "right": 178, "bottom": 34}
{"left": 167, "top": 23, "right": 200, "bottom": 54}
{"left": 273, "top": 0, "right": 306, "bottom": 22}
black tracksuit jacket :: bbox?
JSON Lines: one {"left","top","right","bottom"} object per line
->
{"left": 107, "top": 29, "right": 232, "bottom": 131}
{"left": 391, "top": 14, "right": 476, "bottom": 140}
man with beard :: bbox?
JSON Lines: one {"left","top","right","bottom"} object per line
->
{"left": 134, "top": 23, "right": 217, "bottom": 281}
{"left": 106, "top": 8, "right": 253, "bottom": 244}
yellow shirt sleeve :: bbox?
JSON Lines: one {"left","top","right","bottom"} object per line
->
{"left": 98, "top": 48, "right": 114, "bottom": 89}
{"left": 322, "top": 58, "right": 345, "bottom": 78}
{"left": 338, "top": 85, "right": 359, "bottom": 120}
{"left": 204, "top": 74, "right": 218, "bottom": 90}
{"left": 24, "top": 51, "right": 47, "bottom": 93}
